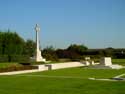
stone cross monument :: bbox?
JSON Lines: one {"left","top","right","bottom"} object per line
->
{"left": 34, "top": 24, "right": 46, "bottom": 62}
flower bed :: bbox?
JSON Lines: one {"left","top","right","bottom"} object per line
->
{"left": 0, "top": 65, "right": 38, "bottom": 73}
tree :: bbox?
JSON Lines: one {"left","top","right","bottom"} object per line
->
{"left": 23, "top": 40, "right": 36, "bottom": 57}
{"left": 105, "top": 47, "right": 114, "bottom": 57}
{"left": 0, "top": 31, "right": 25, "bottom": 55}
{"left": 67, "top": 44, "right": 88, "bottom": 55}
{"left": 0, "top": 30, "right": 25, "bottom": 62}
{"left": 42, "top": 46, "right": 58, "bottom": 61}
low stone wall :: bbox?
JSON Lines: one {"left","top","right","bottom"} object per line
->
{"left": 0, "top": 62, "right": 85, "bottom": 75}
{"left": 36, "top": 65, "right": 49, "bottom": 71}
{"left": 37, "top": 62, "right": 85, "bottom": 70}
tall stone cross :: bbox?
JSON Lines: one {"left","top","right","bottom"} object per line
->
{"left": 34, "top": 24, "right": 46, "bottom": 62}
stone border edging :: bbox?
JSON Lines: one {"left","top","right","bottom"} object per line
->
{"left": 0, "top": 62, "right": 85, "bottom": 75}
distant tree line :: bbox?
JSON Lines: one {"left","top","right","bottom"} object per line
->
{"left": 42, "top": 45, "right": 125, "bottom": 61}
{"left": 42, "top": 44, "right": 88, "bottom": 61}
{"left": 0, "top": 30, "right": 125, "bottom": 62}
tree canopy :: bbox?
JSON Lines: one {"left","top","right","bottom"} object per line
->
{"left": 0, "top": 31, "right": 25, "bottom": 55}
{"left": 0, "top": 30, "right": 35, "bottom": 62}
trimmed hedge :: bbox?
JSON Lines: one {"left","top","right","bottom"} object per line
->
{"left": 0, "top": 55, "right": 30, "bottom": 62}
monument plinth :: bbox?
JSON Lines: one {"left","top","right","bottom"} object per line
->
{"left": 100, "top": 57, "right": 112, "bottom": 66}
{"left": 34, "top": 24, "right": 46, "bottom": 62}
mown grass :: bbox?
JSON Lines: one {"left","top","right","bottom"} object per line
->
{"left": 120, "top": 75, "right": 125, "bottom": 78}
{"left": 0, "top": 67, "right": 125, "bottom": 94}
{"left": 25, "top": 67, "right": 125, "bottom": 79}
{"left": 121, "top": 76, "right": 125, "bottom": 78}
{"left": 112, "top": 59, "right": 125, "bottom": 65}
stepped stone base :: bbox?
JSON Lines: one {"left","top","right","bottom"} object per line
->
{"left": 88, "top": 64, "right": 123, "bottom": 69}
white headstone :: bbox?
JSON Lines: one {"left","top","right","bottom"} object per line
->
{"left": 100, "top": 57, "right": 112, "bottom": 66}
{"left": 85, "top": 57, "right": 90, "bottom": 61}
{"left": 85, "top": 61, "right": 90, "bottom": 66}
{"left": 91, "top": 61, "right": 95, "bottom": 65}
{"left": 90, "top": 57, "right": 123, "bottom": 69}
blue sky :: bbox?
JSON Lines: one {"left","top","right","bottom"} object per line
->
{"left": 0, "top": 0, "right": 125, "bottom": 49}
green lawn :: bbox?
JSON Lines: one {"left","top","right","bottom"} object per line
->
{"left": 0, "top": 67, "right": 125, "bottom": 94}
{"left": 121, "top": 76, "right": 125, "bottom": 78}
{"left": 25, "top": 67, "right": 125, "bottom": 79}
{"left": 120, "top": 75, "right": 125, "bottom": 78}
{"left": 112, "top": 59, "right": 125, "bottom": 65}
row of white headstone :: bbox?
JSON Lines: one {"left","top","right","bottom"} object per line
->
{"left": 84, "top": 57, "right": 123, "bottom": 69}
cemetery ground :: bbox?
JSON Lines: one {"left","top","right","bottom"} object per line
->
{"left": 0, "top": 59, "right": 125, "bottom": 94}
{"left": 0, "top": 59, "right": 125, "bottom": 69}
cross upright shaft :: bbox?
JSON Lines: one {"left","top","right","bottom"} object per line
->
{"left": 34, "top": 24, "right": 46, "bottom": 62}
{"left": 35, "top": 24, "right": 40, "bottom": 52}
